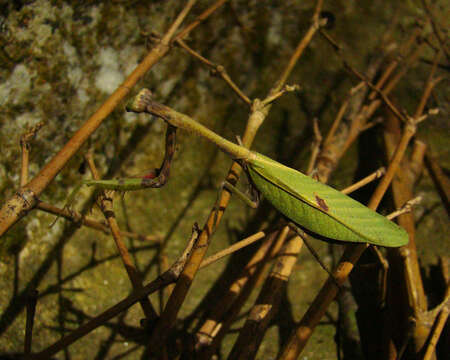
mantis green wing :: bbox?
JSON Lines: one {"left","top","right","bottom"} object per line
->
{"left": 247, "top": 153, "right": 409, "bottom": 247}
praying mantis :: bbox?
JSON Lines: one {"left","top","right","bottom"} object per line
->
{"left": 65, "top": 88, "right": 409, "bottom": 248}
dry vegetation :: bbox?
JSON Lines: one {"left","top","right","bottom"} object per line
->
{"left": 0, "top": 0, "right": 448, "bottom": 359}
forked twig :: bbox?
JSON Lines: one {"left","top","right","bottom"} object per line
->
{"left": 20, "top": 122, "right": 44, "bottom": 187}
{"left": 36, "top": 201, "right": 161, "bottom": 242}
{"left": 177, "top": 38, "right": 251, "bottom": 105}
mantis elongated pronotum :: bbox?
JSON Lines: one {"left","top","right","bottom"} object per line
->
{"left": 65, "top": 88, "right": 408, "bottom": 247}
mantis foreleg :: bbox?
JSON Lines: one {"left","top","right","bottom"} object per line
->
{"left": 63, "top": 124, "right": 177, "bottom": 211}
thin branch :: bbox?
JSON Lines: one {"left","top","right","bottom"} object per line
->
{"left": 199, "top": 230, "right": 268, "bottom": 269}
{"left": 341, "top": 167, "right": 386, "bottom": 195}
{"left": 161, "top": 0, "right": 198, "bottom": 44}
{"left": 173, "top": 0, "right": 229, "bottom": 42}
{"left": 36, "top": 201, "right": 161, "bottom": 242}
{"left": 414, "top": 51, "right": 443, "bottom": 119}
{"left": 84, "top": 151, "right": 158, "bottom": 321}
{"left": 19, "top": 122, "right": 44, "bottom": 187}
{"left": 387, "top": 196, "right": 422, "bottom": 221}
{"left": 359, "top": 117, "right": 383, "bottom": 132}
{"left": 260, "top": 84, "right": 301, "bottom": 107}
{"left": 421, "top": 0, "right": 450, "bottom": 62}
{"left": 422, "top": 300, "right": 449, "bottom": 360}
{"left": 321, "top": 85, "right": 351, "bottom": 147}
{"left": 274, "top": 6, "right": 326, "bottom": 91}
{"left": 306, "top": 118, "right": 323, "bottom": 175}
{"left": 344, "top": 61, "right": 408, "bottom": 124}
{"left": 176, "top": 39, "right": 252, "bottom": 105}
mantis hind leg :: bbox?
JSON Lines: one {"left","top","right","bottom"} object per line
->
{"left": 220, "top": 158, "right": 261, "bottom": 209}
{"left": 222, "top": 181, "right": 259, "bottom": 209}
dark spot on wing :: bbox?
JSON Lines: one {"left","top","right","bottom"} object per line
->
{"left": 315, "top": 195, "right": 329, "bottom": 211}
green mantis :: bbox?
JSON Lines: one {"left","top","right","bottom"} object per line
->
{"left": 66, "top": 88, "right": 409, "bottom": 247}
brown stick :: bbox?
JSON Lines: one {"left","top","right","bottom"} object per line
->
{"left": 199, "top": 227, "right": 289, "bottom": 359}
{"left": 199, "top": 230, "right": 269, "bottom": 269}
{"left": 174, "top": 0, "right": 229, "bottom": 41}
{"left": 341, "top": 167, "right": 386, "bottom": 194}
{"left": 382, "top": 112, "right": 427, "bottom": 359}
{"left": 420, "top": 0, "right": 450, "bottom": 62}
{"left": 176, "top": 38, "right": 251, "bottom": 105}
{"left": 195, "top": 229, "right": 284, "bottom": 350}
{"left": 423, "top": 302, "right": 449, "bottom": 360}
{"left": 35, "top": 201, "right": 161, "bottom": 242}
{"left": 228, "top": 229, "right": 303, "bottom": 359}
{"left": 306, "top": 118, "right": 322, "bottom": 175}
{"left": 20, "top": 122, "right": 44, "bottom": 187}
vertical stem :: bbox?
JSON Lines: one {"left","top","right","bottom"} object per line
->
{"left": 368, "top": 125, "right": 415, "bottom": 209}
{"left": 20, "top": 143, "right": 29, "bottom": 187}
